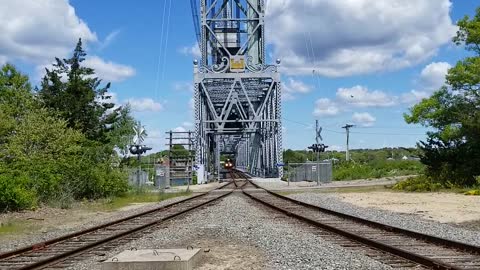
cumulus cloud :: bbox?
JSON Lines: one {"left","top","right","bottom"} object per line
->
{"left": 419, "top": 62, "right": 452, "bottom": 91}
{"left": 173, "top": 81, "right": 194, "bottom": 92}
{"left": 179, "top": 43, "right": 201, "bottom": 58}
{"left": 83, "top": 56, "right": 136, "bottom": 82}
{"left": 401, "top": 61, "right": 452, "bottom": 104}
{"left": 401, "top": 90, "right": 430, "bottom": 104}
{"left": 266, "top": 0, "right": 456, "bottom": 76}
{"left": 312, "top": 85, "right": 398, "bottom": 117}
{"left": 0, "top": 1, "right": 135, "bottom": 83}
{"left": 0, "top": 0, "right": 97, "bottom": 65}
{"left": 337, "top": 85, "right": 397, "bottom": 107}
{"left": 126, "top": 98, "right": 163, "bottom": 112}
{"left": 352, "top": 112, "right": 376, "bottom": 127}
{"left": 313, "top": 98, "right": 341, "bottom": 117}
{"left": 283, "top": 78, "right": 313, "bottom": 100}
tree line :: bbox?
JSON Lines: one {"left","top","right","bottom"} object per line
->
{"left": 0, "top": 39, "right": 137, "bottom": 211}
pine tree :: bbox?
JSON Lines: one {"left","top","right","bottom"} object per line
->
{"left": 39, "top": 39, "right": 121, "bottom": 143}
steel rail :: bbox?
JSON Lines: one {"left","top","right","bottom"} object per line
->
{"left": 0, "top": 182, "right": 234, "bottom": 270}
{"left": 233, "top": 170, "right": 480, "bottom": 270}
{"left": 248, "top": 180, "right": 480, "bottom": 256}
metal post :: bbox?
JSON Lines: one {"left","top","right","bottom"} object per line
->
{"left": 342, "top": 124, "right": 355, "bottom": 161}
{"left": 316, "top": 120, "right": 320, "bottom": 185}
{"left": 137, "top": 154, "right": 141, "bottom": 187}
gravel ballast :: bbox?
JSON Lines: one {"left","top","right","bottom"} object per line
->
{"left": 70, "top": 194, "right": 392, "bottom": 270}
{"left": 0, "top": 195, "right": 193, "bottom": 254}
{"left": 288, "top": 192, "right": 480, "bottom": 247}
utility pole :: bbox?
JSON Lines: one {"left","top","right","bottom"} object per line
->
{"left": 342, "top": 124, "right": 355, "bottom": 161}
{"left": 315, "top": 120, "right": 321, "bottom": 185}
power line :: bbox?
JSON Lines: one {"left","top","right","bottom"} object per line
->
{"left": 351, "top": 131, "right": 426, "bottom": 136}
{"left": 154, "top": 1, "right": 169, "bottom": 101}
{"left": 160, "top": 0, "right": 173, "bottom": 84}
{"left": 282, "top": 118, "right": 426, "bottom": 136}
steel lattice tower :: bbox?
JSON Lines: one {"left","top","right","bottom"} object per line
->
{"left": 192, "top": 0, "right": 282, "bottom": 178}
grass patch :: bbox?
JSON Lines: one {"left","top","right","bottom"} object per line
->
{"left": 333, "top": 160, "right": 423, "bottom": 181}
{"left": 84, "top": 190, "right": 192, "bottom": 212}
{"left": 393, "top": 175, "right": 480, "bottom": 194}
{"left": 464, "top": 190, "right": 480, "bottom": 196}
{"left": 0, "top": 219, "right": 39, "bottom": 236}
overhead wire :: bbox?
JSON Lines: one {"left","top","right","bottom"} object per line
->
{"left": 282, "top": 117, "right": 427, "bottom": 136}
{"left": 154, "top": 1, "right": 169, "bottom": 101}
{"left": 160, "top": 0, "right": 173, "bottom": 85}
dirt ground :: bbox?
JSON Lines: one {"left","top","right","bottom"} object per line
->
{"left": 333, "top": 191, "right": 480, "bottom": 224}
{"left": 192, "top": 239, "right": 265, "bottom": 270}
{"left": 0, "top": 202, "right": 160, "bottom": 242}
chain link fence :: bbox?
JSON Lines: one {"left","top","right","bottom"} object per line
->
{"left": 286, "top": 162, "right": 332, "bottom": 183}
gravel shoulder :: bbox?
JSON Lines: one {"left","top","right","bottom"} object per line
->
{"left": 70, "top": 194, "right": 392, "bottom": 270}
{"left": 253, "top": 176, "right": 409, "bottom": 191}
{"left": 288, "top": 192, "right": 480, "bottom": 247}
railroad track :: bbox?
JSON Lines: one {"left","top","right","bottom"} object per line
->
{"left": 4, "top": 169, "right": 480, "bottom": 270}
{"left": 231, "top": 170, "right": 480, "bottom": 270}
{"left": 0, "top": 181, "right": 237, "bottom": 270}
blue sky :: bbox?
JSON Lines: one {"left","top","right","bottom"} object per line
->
{"left": 1, "top": 0, "right": 479, "bottom": 152}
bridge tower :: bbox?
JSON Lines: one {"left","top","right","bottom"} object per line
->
{"left": 192, "top": 0, "right": 283, "bottom": 179}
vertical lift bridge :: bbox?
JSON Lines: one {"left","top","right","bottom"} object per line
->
{"left": 192, "top": 0, "right": 283, "bottom": 179}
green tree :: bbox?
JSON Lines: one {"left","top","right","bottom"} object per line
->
{"left": 0, "top": 63, "right": 130, "bottom": 211}
{"left": 39, "top": 39, "right": 128, "bottom": 145}
{"left": 405, "top": 8, "right": 480, "bottom": 186}
{"left": 109, "top": 105, "right": 137, "bottom": 155}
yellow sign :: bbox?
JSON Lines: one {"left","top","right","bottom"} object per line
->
{"left": 230, "top": 56, "right": 245, "bottom": 72}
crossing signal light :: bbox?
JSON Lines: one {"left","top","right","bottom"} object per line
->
{"left": 129, "top": 145, "right": 152, "bottom": 155}
{"left": 308, "top": 143, "right": 328, "bottom": 153}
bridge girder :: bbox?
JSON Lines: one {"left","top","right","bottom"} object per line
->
{"left": 193, "top": 0, "right": 283, "bottom": 178}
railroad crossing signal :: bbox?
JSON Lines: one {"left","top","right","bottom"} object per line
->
{"left": 317, "top": 126, "right": 323, "bottom": 142}
{"left": 129, "top": 145, "right": 152, "bottom": 155}
{"left": 308, "top": 143, "right": 328, "bottom": 153}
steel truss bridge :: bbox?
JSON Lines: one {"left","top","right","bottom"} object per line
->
{"left": 191, "top": 0, "right": 283, "bottom": 179}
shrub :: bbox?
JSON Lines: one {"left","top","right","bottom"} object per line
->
{"left": 464, "top": 190, "right": 480, "bottom": 196}
{"left": 333, "top": 160, "right": 423, "bottom": 181}
{"left": 392, "top": 175, "right": 442, "bottom": 192}
{"left": 0, "top": 173, "right": 37, "bottom": 211}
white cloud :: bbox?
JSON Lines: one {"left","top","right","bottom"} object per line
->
{"left": 179, "top": 43, "right": 201, "bottom": 58}
{"left": 419, "top": 62, "right": 451, "bottom": 91}
{"left": 83, "top": 56, "right": 136, "bottom": 82}
{"left": 312, "top": 85, "right": 398, "bottom": 117}
{"left": 283, "top": 78, "right": 313, "bottom": 100}
{"left": 327, "top": 145, "right": 344, "bottom": 152}
{"left": 266, "top": 0, "right": 456, "bottom": 76}
{"left": 337, "top": 85, "right": 397, "bottom": 107}
{"left": 0, "top": 1, "right": 135, "bottom": 83}
{"left": 99, "top": 29, "right": 121, "bottom": 50}
{"left": 0, "top": 0, "right": 97, "bottom": 65}
{"left": 352, "top": 112, "right": 376, "bottom": 127}
{"left": 0, "top": 56, "right": 7, "bottom": 66}
{"left": 401, "top": 90, "right": 430, "bottom": 104}
{"left": 313, "top": 98, "right": 341, "bottom": 117}
{"left": 126, "top": 98, "right": 163, "bottom": 112}
{"left": 189, "top": 98, "right": 195, "bottom": 111}
{"left": 401, "top": 61, "right": 452, "bottom": 104}
{"left": 182, "top": 122, "right": 194, "bottom": 128}
{"left": 173, "top": 82, "right": 194, "bottom": 92}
